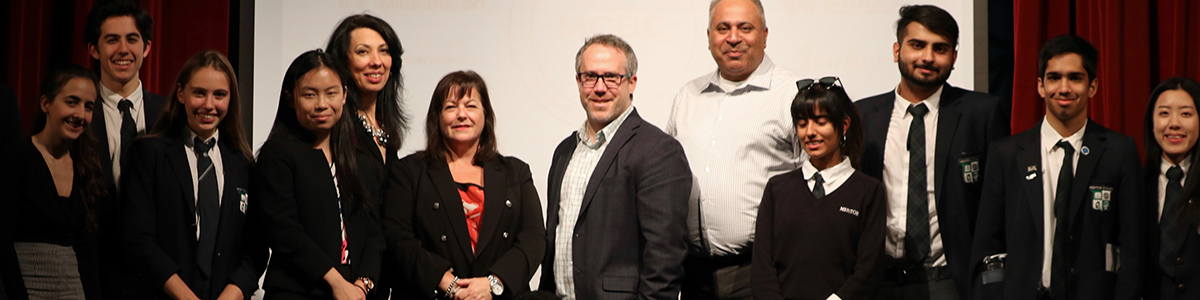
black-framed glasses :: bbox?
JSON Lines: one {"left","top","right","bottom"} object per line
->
{"left": 796, "top": 76, "right": 843, "bottom": 91}
{"left": 577, "top": 72, "right": 629, "bottom": 88}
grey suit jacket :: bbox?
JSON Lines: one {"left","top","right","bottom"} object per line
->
{"left": 539, "top": 109, "right": 692, "bottom": 300}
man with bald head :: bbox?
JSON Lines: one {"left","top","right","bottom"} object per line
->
{"left": 666, "top": 0, "right": 803, "bottom": 299}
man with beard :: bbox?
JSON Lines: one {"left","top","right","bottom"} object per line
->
{"left": 856, "top": 5, "right": 1007, "bottom": 300}
{"left": 970, "top": 35, "right": 1144, "bottom": 300}
{"left": 666, "top": 0, "right": 803, "bottom": 299}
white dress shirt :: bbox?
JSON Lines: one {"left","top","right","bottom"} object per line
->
{"left": 1039, "top": 117, "right": 1086, "bottom": 288}
{"left": 100, "top": 81, "right": 147, "bottom": 185}
{"left": 554, "top": 106, "right": 634, "bottom": 300}
{"left": 667, "top": 55, "right": 804, "bottom": 256}
{"left": 881, "top": 86, "right": 946, "bottom": 267}
{"left": 184, "top": 130, "right": 224, "bottom": 239}
{"left": 1159, "top": 155, "right": 1191, "bottom": 220}
{"left": 801, "top": 157, "right": 854, "bottom": 194}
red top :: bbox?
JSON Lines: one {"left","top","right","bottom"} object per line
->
{"left": 456, "top": 182, "right": 485, "bottom": 252}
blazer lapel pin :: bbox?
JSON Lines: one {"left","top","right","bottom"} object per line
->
{"left": 1081, "top": 146, "right": 1090, "bottom": 156}
{"left": 1025, "top": 165, "right": 1038, "bottom": 180}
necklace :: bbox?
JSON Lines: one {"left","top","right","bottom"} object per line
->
{"left": 357, "top": 113, "right": 389, "bottom": 147}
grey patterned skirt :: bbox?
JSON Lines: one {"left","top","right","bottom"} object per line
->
{"left": 14, "top": 242, "right": 85, "bottom": 300}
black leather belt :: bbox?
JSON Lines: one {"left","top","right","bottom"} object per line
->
{"left": 688, "top": 245, "right": 753, "bottom": 268}
{"left": 883, "top": 265, "right": 953, "bottom": 284}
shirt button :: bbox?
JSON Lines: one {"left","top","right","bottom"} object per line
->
{"left": 441, "top": 235, "right": 447, "bottom": 242}
{"left": 711, "top": 141, "right": 716, "bottom": 145}
{"left": 705, "top": 167, "right": 710, "bottom": 172}
{"left": 433, "top": 202, "right": 441, "bottom": 210}
{"left": 718, "top": 117, "right": 723, "bottom": 121}
{"left": 506, "top": 200, "right": 512, "bottom": 208}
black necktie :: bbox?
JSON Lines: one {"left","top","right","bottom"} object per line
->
{"left": 812, "top": 172, "right": 826, "bottom": 199}
{"left": 906, "top": 103, "right": 930, "bottom": 266}
{"left": 1051, "top": 140, "right": 1075, "bottom": 300}
{"left": 1161, "top": 165, "right": 1186, "bottom": 276}
{"left": 195, "top": 137, "right": 219, "bottom": 276}
{"left": 118, "top": 99, "right": 136, "bottom": 159}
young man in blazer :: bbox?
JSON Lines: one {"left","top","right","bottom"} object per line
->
{"left": 970, "top": 35, "right": 1144, "bottom": 300}
{"left": 856, "top": 5, "right": 1007, "bottom": 300}
{"left": 84, "top": 1, "right": 166, "bottom": 298}
{"left": 540, "top": 34, "right": 692, "bottom": 300}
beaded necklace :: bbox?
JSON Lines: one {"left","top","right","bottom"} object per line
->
{"left": 358, "top": 113, "right": 389, "bottom": 147}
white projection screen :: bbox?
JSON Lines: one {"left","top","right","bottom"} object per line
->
{"left": 252, "top": 0, "right": 980, "bottom": 293}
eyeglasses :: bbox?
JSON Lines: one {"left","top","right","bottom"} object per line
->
{"left": 577, "top": 72, "right": 629, "bottom": 88}
{"left": 796, "top": 76, "right": 843, "bottom": 91}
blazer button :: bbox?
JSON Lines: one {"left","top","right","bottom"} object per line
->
{"left": 506, "top": 200, "right": 512, "bottom": 208}
{"left": 1179, "top": 284, "right": 1186, "bottom": 290}
{"left": 441, "top": 235, "right": 447, "bottom": 242}
{"left": 1069, "top": 268, "right": 1076, "bottom": 275}
{"left": 503, "top": 232, "right": 509, "bottom": 239}
{"left": 217, "top": 252, "right": 222, "bottom": 257}
{"left": 433, "top": 202, "right": 441, "bottom": 210}
{"left": 1178, "top": 257, "right": 1186, "bottom": 264}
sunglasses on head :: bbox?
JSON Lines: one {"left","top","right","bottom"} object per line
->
{"left": 796, "top": 76, "right": 843, "bottom": 91}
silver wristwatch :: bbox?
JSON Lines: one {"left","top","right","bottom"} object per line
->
{"left": 487, "top": 274, "right": 504, "bottom": 295}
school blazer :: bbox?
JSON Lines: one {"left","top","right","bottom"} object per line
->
{"left": 1144, "top": 174, "right": 1200, "bottom": 300}
{"left": 856, "top": 84, "right": 1008, "bottom": 298}
{"left": 383, "top": 153, "right": 545, "bottom": 299}
{"left": 121, "top": 134, "right": 267, "bottom": 299}
{"left": 538, "top": 109, "right": 692, "bottom": 300}
{"left": 970, "top": 120, "right": 1144, "bottom": 300}
{"left": 254, "top": 138, "right": 385, "bottom": 296}
{"left": 93, "top": 88, "right": 165, "bottom": 299}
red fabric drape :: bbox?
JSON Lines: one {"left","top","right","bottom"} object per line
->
{"left": 4, "top": 0, "right": 229, "bottom": 137}
{"left": 1012, "top": 0, "right": 1200, "bottom": 158}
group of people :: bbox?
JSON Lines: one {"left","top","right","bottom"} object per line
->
{"left": 1, "top": 1, "right": 1199, "bottom": 300}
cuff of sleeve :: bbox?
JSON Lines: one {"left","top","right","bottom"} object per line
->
{"left": 827, "top": 293, "right": 842, "bottom": 300}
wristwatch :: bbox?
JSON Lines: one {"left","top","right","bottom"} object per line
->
{"left": 487, "top": 275, "right": 504, "bottom": 295}
{"left": 357, "top": 277, "right": 374, "bottom": 294}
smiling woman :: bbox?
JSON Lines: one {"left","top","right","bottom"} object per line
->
{"left": 119, "top": 50, "right": 265, "bottom": 300}
{"left": 0, "top": 64, "right": 105, "bottom": 300}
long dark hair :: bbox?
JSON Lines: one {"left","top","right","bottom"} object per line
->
{"left": 420, "top": 70, "right": 499, "bottom": 164}
{"left": 325, "top": 14, "right": 409, "bottom": 155}
{"left": 33, "top": 64, "right": 105, "bottom": 230}
{"left": 1151, "top": 78, "right": 1200, "bottom": 224}
{"left": 266, "top": 49, "right": 369, "bottom": 213}
{"left": 150, "top": 50, "right": 253, "bottom": 162}
{"left": 790, "top": 82, "right": 865, "bottom": 169}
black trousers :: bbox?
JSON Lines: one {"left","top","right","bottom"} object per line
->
{"left": 681, "top": 252, "right": 752, "bottom": 300}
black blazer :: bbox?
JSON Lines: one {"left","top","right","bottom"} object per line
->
{"left": 538, "top": 109, "right": 692, "bottom": 300}
{"left": 254, "top": 138, "right": 385, "bottom": 297}
{"left": 1144, "top": 174, "right": 1200, "bottom": 300}
{"left": 856, "top": 84, "right": 1007, "bottom": 297}
{"left": 970, "top": 120, "right": 1144, "bottom": 300}
{"left": 93, "top": 88, "right": 167, "bottom": 192}
{"left": 120, "top": 134, "right": 267, "bottom": 299}
{"left": 93, "top": 88, "right": 165, "bottom": 299}
{"left": 383, "top": 153, "right": 545, "bottom": 299}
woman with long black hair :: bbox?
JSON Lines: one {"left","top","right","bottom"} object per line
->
{"left": 326, "top": 14, "right": 409, "bottom": 163}
{"left": 256, "top": 49, "right": 385, "bottom": 300}
{"left": 1144, "top": 77, "right": 1200, "bottom": 300}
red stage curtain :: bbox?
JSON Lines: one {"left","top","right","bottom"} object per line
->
{"left": 4, "top": 0, "right": 229, "bottom": 136}
{"left": 1011, "top": 0, "right": 1200, "bottom": 158}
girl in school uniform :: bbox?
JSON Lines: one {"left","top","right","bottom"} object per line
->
{"left": 752, "top": 77, "right": 887, "bottom": 300}
{"left": 121, "top": 51, "right": 266, "bottom": 300}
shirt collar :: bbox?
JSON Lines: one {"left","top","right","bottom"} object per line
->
{"left": 1162, "top": 154, "right": 1193, "bottom": 175}
{"left": 100, "top": 80, "right": 145, "bottom": 106}
{"left": 702, "top": 54, "right": 777, "bottom": 93}
{"left": 891, "top": 84, "right": 944, "bottom": 114}
{"left": 1040, "top": 117, "right": 1087, "bottom": 154}
{"left": 801, "top": 156, "right": 854, "bottom": 181}
{"left": 184, "top": 128, "right": 220, "bottom": 148}
{"left": 576, "top": 105, "right": 635, "bottom": 149}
